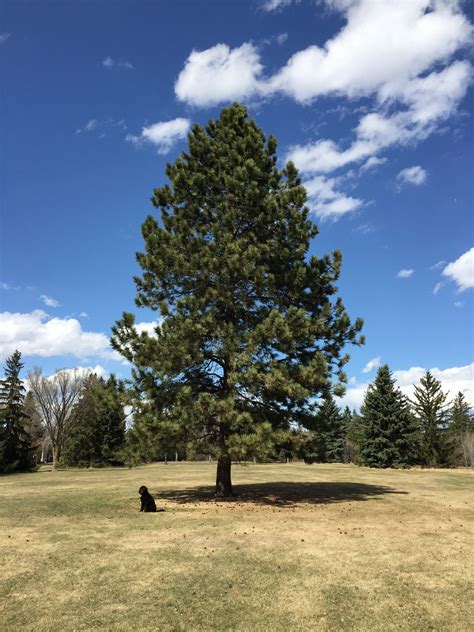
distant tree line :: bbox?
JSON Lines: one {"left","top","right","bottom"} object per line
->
{"left": 0, "top": 352, "right": 472, "bottom": 474}
{"left": 0, "top": 350, "right": 126, "bottom": 473}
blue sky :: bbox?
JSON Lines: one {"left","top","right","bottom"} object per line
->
{"left": 1, "top": 0, "right": 473, "bottom": 408}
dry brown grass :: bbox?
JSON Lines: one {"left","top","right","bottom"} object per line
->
{"left": 0, "top": 462, "right": 473, "bottom": 631}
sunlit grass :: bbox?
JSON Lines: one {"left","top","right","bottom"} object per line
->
{"left": 0, "top": 462, "right": 472, "bottom": 631}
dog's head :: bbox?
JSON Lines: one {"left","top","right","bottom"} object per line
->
{"left": 139, "top": 485, "right": 148, "bottom": 496}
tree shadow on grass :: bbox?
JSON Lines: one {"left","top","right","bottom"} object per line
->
{"left": 154, "top": 481, "right": 407, "bottom": 507}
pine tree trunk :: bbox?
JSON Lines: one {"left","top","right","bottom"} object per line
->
{"left": 215, "top": 454, "right": 233, "bottom": 497}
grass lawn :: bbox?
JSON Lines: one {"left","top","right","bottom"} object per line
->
{"left": 0, "top": 462, "right": 473, "bottom": 631}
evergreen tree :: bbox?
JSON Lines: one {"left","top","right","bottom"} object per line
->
{"left": 97, "top": 375, "right": 126, "bottom": 464}
{"left": 446, "top": 391, "right": 473, "bottom": 466}
{"left": 112, "top": 103, "right": 364, "bottom": 496}
{"left": 344, "top": 407, "right": 365, "bottom": 464}
{"left": 63, "top": 374, "right": 126, "bottom": 467}
{"left": 303, "top": 396, "right": 346, "bottom": 463}
{"left": 23, "top": 391, "right": 45, "bottom": 463}
{"left": 0, "top": 350, "right": 36, "bottom": 473}
{"left": 411, "top": 371, "right": 449, "bottom": 466}
{"left": 449, "top": 391, "right": 473, "bottom": 435}
{"left": 360, "top": 365, "right": 416, "bottom": 468}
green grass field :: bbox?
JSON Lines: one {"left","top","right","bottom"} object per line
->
{"left": 1, "top": 462, "right": 473, "bottom": 631}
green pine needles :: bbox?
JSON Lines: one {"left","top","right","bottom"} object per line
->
{"left": 112, "top": 103, "right": 364, "bottom": 495}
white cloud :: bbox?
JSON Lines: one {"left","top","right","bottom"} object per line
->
{"left": 75, "top": 118, "right": 127, "bottom": 137}
{"left": 262, "top": 0, "right": 294, "bottom": 11}
{"left": 126, "top": 118, "right": 191, "bottom": 154}
{"left": 362, "top": 356, "right": 381, "bottom": 374}
{"left": 430, "top": 260, "right": 446, "bottom": 270}
{"left": 276, "top": 33, "right": 288, "bottom": 45}
{"left": 339, "top": 362, "right": 474, "bottom": 410}
{"left": 433, "top": 282, "right": 445, "bottom": 295}
{"left": 40, "top": 294, "right": 60, "bottom": 308}
{"left": 303, "top": 174, "right": 362, "bottom": 220}
{"left": 1, "top": 282, "right": 10, "bottom": 290}
{"left": 397, "top": 165, "right": 427, "bottom": 186}
{"left": 0, "top": 33, "right": 10, "bottom": 44}
{"left": 177, "top": 1, "right": 471, "bottom": 110}
{"left": 442, "top": 247, "right": 474, "bottom": 292}
{"left": 0, "top": 310, "right": 122, "bottom": 362}
{"left": 102, "top": 56, "right": 133, "bottom": 70}
{"left": 135, "top": 320, "right": 162, "bottom": 337}
{"left": 51, "top": 365, "right": 108, "bottom": 380}
{"left": 175, "top": 43, "right": 263, "bottom": 107}
{"left": 269, "top": 1, "right": 472, "bottom": 103}
{"left": 454, "top": 301, "right": 464, "bottom": 308}
{"left": 397, "top": 269, "right": 414, "bottom": 278}
{"left": 360, "top": 156, "right": 387, "bottom": 172}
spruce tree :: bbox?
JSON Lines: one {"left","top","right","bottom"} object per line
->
{"left": 0, "top": 350, "right": 35, "bottom": 473}
{"left": 360, "top": 365, "right": 416, "bottom": 468}
{"left": 63, "top": 374, "right": 126, "bottom": 467}
{"left": 411, "top": 371, "right": 449, "bottom": 466}
{"left": 446, "top": 391, "right": 473, "bottom": 466}
{"left": 304, "top": 395, "right": 346, "bottom": 462}
{"left": 112, "top": 103, "right": 364, "bottom": 496}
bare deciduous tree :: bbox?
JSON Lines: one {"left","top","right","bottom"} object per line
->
{"left": 28, "top": 368, "right": 86, "bottom": 469}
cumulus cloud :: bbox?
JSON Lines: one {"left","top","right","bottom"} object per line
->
{"left": 177, "top": 1, "right": 472, "bottom": 109}
{"left": 135, "top": 319, "right": 162, "bottom": 337}
{"left": 397, "top": 269, "right": 414, "bottom": 278}
{"left": 362, "top": 356, "right": 381, "bottom": 374}
{"left": 303, "top": 175, "right": 362, "bottom": 220}
{"left": 0, "top": 310, "right": 122, "bottom": 362}
{"left": 126, "top": 118, "right": 191, "bottom": 154}
{"left": 40, "top": 294, "right": 60, "bottom": 308}
{"left": 442, "top": 247, "right": 474, "bottom": 292}
{"left": 397, "top": 165, "right": 427, "bottom": 186}
{"left": 102, "top": 56, "right": 133, "bottom": 70}
{"left": 175, "top": 43, "right": 263, "bottom": 107}
{"left": 269, "top": 1, "right": 471, "bottom": 103}
{"left": 339, "top": 362, "right": 474, "bottom": 410}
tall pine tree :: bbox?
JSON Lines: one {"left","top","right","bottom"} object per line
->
{"left": 411, "top": 371, "right": 449, "bottom": 466}
{"left": 360, "top": 365, "right": 416, "bottom": 468}
{"left": 0, "top": 350, "right": 36, "bottom": 473}
{"left": 112, "top": 103, "right": 364, "bottom": 496}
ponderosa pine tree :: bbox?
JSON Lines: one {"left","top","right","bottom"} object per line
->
{"left": 411, "top": 371, "right": 449, "bottom": 466}
{"left": 112, "top": 103, "right": 364, "bottom": 496}
{"left": 360, "top": 365, "right": 416, "bottom": 468}
{"left": 0, "top": 350, "right": 36, "bottom": 473}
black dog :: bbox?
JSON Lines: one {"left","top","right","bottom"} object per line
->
{"left": 139, "top": 485, "right": 157, "bottom": 513}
